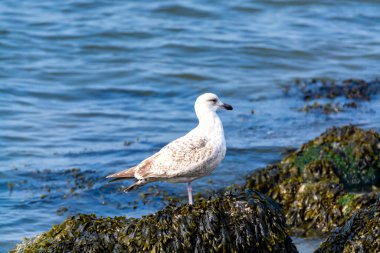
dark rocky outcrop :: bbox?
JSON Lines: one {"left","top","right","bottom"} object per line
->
{"left": 11, "top": 189, "right": 298, "bottom": 253}
{"left": 244, "top": 125, "right": 380, "bottom": 236}
{"left": 315, "top": 201, "right": 380, "bottom": 253}
{"left": 294, "top": 78, "right": 380, "bottom": 101}
{"left": 284, "top": 78, "right": 380, "bottom": 114}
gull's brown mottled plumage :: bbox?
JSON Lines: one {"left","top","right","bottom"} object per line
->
{"left": 106, "top": 93, "right": 233, "bottom": 204}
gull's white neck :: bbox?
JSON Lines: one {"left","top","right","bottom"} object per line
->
{"left": 195, "top": 110, "right": 224, "bottom": 139}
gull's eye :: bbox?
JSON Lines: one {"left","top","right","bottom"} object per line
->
{"left": 209, "top": 98, "right": 217, "bottom": 103}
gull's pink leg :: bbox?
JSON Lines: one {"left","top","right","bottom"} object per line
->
{"left": 187, "top": 181, "right": 193, "bottom": 205}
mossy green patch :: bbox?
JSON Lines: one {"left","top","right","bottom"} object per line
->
{"left": 292, "top": 146, "right": 322, "bottom": 171}
{"left": 337, "top": 193, "right": 357, "bottom": 207}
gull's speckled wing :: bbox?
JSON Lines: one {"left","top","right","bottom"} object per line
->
{"left": 135, "top": 134, "right": 216, "bottom": 180}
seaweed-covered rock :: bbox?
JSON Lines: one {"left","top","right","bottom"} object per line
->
{"left": 284, "top": 78, "right": 380, "bottom": 114}
{"left": 11, "top": 189, "right": 298, "bottom": 253}
{"left": 286, "top": 125, "right": 380, "bottom": 190}
{"left": 315, "top": 201, "right": 380, "bottom": 253}
{"left": 245, "top": 125, "right": 380, "bottom": 236}
{"left": 298, "top": 102, "right": 345, "bottom": 114}
{"left": 290, "top": 78, "right": 380, "bottom": 101}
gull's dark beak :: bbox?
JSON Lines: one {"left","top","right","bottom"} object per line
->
{"left": 222, "top": 103, "right": 233, "bottom": 110}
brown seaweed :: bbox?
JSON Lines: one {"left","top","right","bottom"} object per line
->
{"left": 315, "top": 201, "right": 380, "bottom": 253}
{"left": 245, "top": 125, "right": 380, "bottom": 236}
{"left": 11, "top": 189, "right": 298, "bottom": 253}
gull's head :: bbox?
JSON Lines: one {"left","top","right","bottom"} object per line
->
{"left": 194, "top": 93, "right": 233, "bottom": 118}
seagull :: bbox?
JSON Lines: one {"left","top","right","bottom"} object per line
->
{"left": 106, "top": 93, "right": 233, "bottom": 204}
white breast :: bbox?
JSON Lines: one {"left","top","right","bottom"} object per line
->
{"left": 192, "top": 112, "right": 226, "bottom": 177}
{"left": 134, "top": 107, "right": 227, "bottom": 183}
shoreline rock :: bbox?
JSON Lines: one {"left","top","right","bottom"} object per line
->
{"left": 11, "top": 189, "right": 298, "bottom": 253}
{"left": 315, "top": 201, "right": 380, "bottom": 253}
{"left": 284, "top": 78, "right": 380, "bottom": 114}
{"left": 244, "top": 125, "right": 380, "bottom": 236}
{"left": 11, "top": 125, "right": 380, "bottom": 252}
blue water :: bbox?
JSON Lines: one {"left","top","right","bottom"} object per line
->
{"left": 1, "top": 0, "right": 380, "bottom": 252}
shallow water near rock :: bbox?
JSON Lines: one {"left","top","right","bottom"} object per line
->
{"left": 1, "top": 0, "right": 380, "bottom": 252}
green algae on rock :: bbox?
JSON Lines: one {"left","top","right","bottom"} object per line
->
{"left": 315, "top": 201, "right": 380, "bottom": 253}
{"left": 287, "top": 125, "right": 380, "bottom": 190}
{"left": 245, "top": 125, "right": 380, "bottom": 236}
{"left": 11, "top": 189, "right": 298, "bottom": 253}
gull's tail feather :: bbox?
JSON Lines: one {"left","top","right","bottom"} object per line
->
{"left": 106, "top": 166, "right": 137, "bottom": 183}
{"left": 108, "top": 177, "right": 129, "bottom": 183}
{"left": 124, "top": 179, "right": 147, "bottom": 192}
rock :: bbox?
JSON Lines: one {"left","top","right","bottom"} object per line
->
{"left": 290, "top": 78, "right": 380, "bottom": 101}
{"left": 315, "top": 201, "right": 380, "bottom": 253}
{"left": 11, "top": 189, "right": 298, "bottom": 253}
{"left": 287, "top": 125, "right": 380, "bottom": 191}
{"left": 284, "top": 78, "right": 380, "bottom": 113}
{"left": 245, "top": 125, "right": 380, "bottom": 236}
{"left": 298, "top": 102, "right": 345, "bottom": 114}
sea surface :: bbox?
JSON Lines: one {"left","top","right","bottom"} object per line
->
{"left": 1, "top": 0, "right": 380, "bottom": 252}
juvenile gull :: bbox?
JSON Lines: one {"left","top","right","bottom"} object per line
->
{"left": 106, "top": 93, "right": 233, "bottom": 204}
